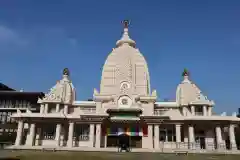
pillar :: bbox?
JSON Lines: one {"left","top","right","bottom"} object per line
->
{"left": 183, "top": 106, "right": 188, "bottom": 116}
{"left": 215, "top": 125, "right": 223, "bottom": 149}
{"left": 64, "top": 105, "right": 68, "bottom": 115}
{"left": 89, "top": 124, "right": 94, "bottom": 147}
{"left": 35, "top": 128, "right": 41, "bottom": 146}
{"left": 191, "top": 106, "right": 195, "bottom": 116}
{"left": 44, "top": 104, "right": 48, "bottom": 114}
{"left": 55, "top": 124, "right": 62, "bottom": 146}
{"left": 203, "top": 106, "right": 207, "bottom": 116}
{"left": 184, "top": 127, "right": 188, "bottom": 144}
{"left": 148, "top": 124, "right": 153, "bottom": 149}
{"left": 208, "top": 107, "right": 212, "bottom": 116}
{"left": 154, "top": 124, "right": 159, "bottom": 149}
{"left": 56, "top": 104, "right": 60, "bottom": 113}
{"left": 26, "top": 123, "right": 36, "bottom": 146}
{"left": 229, "top": 124, "right": 237, "bottom": 150}
{"left": 104, "top": 135, "right": 107, "bottom": 148}
{"left": 95, "top": 124, "right": 101, "bottom": 148}
{"left": 188, "top": 125, "right": 195, "bottom": 149}
{"left": 40, "top": 104, "right": 44, "bottom": 114}
{"left": 176, "top": 124, "right": 181, "bottom": 148}
{"left": 15, "top": 120, "right": 24, "bottom": 146}
{"left": 67, "top": 122, "right": 74, "bottom": 147}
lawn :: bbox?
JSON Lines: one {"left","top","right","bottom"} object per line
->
{"left": 1, "top": 150, "right": 240, "bottom": 160}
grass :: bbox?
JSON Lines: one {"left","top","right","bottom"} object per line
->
{"left": 1, "top": 150, "right": 240, "bottom": 160}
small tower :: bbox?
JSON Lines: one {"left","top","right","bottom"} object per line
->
{"left": 38, "top": 67, "right": 76, "bottom": 114}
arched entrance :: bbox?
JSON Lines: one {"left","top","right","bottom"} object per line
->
{"left": 118, "top": 134, "right": 130, "bottom": 147}
{"left": 118, "top": 133, "right": 130, "bottom": 152}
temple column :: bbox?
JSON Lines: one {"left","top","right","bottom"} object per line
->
{"left": 26, "top": 123, "right": 36, "bottom": 146}
{"left": 188, "top": 125, "right": 195, "bottom": 149}
{"left": 35, "top": 128, "right": 41, "bottom": 146}
{"left": 40, "top": 104, "right": 44, "bottom": 114}
{"left": 183, "top": 127, "right": 189, "bottom": 149}
{"left": 95, "top": 124, "right": 101, "bottom": 148}
{"left": 229, "top": 124, "right": 237, "bottom": 150}
{"left": 89, "top": 124, "right": 94, "bottom": 147}
{"left": 67, "top": 122, "right": 74, "bottom": 147}
{"left": 176, "top": 124, "right": 181, "bottom": 148}
{"left": 64, "top": 105, "right": 68, "bottom": 115}
{"left": 15, "top": 120, "right": 24, "bottom": 146}
{"left": 215, "top": 125, "right": 223, "bottom": 150}
{"left": 44, "top": 104, "right": 48, "bottom": 114}
{"left": 104, "top": 135, "right": 107, "bottom": 148}
{"left": 191, "top": 106, "right": 195, "bottom": 116}
{"left": 56, "top": 104, "right": 60, "bottom": 113}
{"left": 154, "top": 124, "right": 159, "bottom": 149}
{"left": 148, "top": 124, "right": 153, "bottom": 149}
{"left": 203, "top": 106, "right": 207, "bottom": 116}
{"left": 55, "top": 124, "right": 62, "bottom": 146}
{"left": 208, "top": 107, "right": 212, "bottom": 116}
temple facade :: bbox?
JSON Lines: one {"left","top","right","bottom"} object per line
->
{"left": 10, "top": 21, "right": 240, "bottom": 152}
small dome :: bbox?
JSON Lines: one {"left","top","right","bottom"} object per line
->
{"left": 176, "top": 69, "right": 210, "bottom": 106}
{"left": 42, "top": 68, "right": 76, "bottom": 104}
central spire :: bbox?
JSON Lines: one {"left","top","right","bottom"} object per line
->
{"left": 116, "top": 20, "right": 136, "bottom": 48}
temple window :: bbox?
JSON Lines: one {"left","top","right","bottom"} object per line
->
{"left": 59, "top": 104, "right": 64, "bottom": 113}
{"left": 48, "top": 103, "right": 56, "bottom": 113}
{"left": 6, "top": 112, "right": 11, "bottom": 123}
{"left": 195, "top": 106, "right": 203, "bottom": 116}
{"left": 159, "top": 126, "right": 176, "bottom": 142}
{"left": 68, "top": 107, "right": 73, "bottom": 114}
{"left": 75, "top": 124, "right": 90, "bottom": 141}
{"left": 1, "top": 100, "right": 10, "bottom": 108}
{"left": 14, "top": 100, "right": 28, "bottom": 108}
{"left": 122, "top": 99, "right": 128, "bottom": 105}
{"left": 42, "top": 124, "right": 56, "bottom": 140}
{"left": 0, "top": 112, "right": 6, "bottom": 124}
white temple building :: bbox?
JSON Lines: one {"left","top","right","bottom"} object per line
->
{"left": 10, "top": 21, "right": 240, "bottom": 152}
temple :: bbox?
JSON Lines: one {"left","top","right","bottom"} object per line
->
{"left": 9, "top": 21, "right": 240, "bottom": 152}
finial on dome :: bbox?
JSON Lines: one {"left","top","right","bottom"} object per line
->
{"left": 182, "top": 68, "right": 190, "bottom": 77}
{"left": 116, "top": 19, "right": 136, "bottom": 48}
{"left": 63, "top": 68, "right": 70, "bottom": 76}
{"left": 122, "top": 20, "right": 130, "bottom": 28}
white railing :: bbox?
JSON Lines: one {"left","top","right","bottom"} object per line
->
{"left": 157, "top": 142, "right": 233, "bottom": 151}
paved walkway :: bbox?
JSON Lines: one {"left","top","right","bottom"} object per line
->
{"left": 3, "top": 145, "right": 240, "bottom": 155}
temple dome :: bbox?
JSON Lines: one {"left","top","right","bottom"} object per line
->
{"left": 100, "top": 21, "right": 151, "bottom": 96}
{"left": 41, "top": 68, "right": 76, "bottom": 104}
{"left": 176, "top": 69, "right": 211, "bottom": 106}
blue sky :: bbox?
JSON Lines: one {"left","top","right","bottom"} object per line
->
{"left": 0, "top": 0, "right": 240, "bottom": 114}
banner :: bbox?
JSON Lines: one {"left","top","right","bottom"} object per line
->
{"left": 106, "top": 126, "right": 143, "bottom": 136}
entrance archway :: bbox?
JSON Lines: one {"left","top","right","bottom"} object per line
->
{"left": 118, "top": 133, "right": 130, "bottom": 148}
{"left": 118, "top": 133, "right": 131, "bottom": 152}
